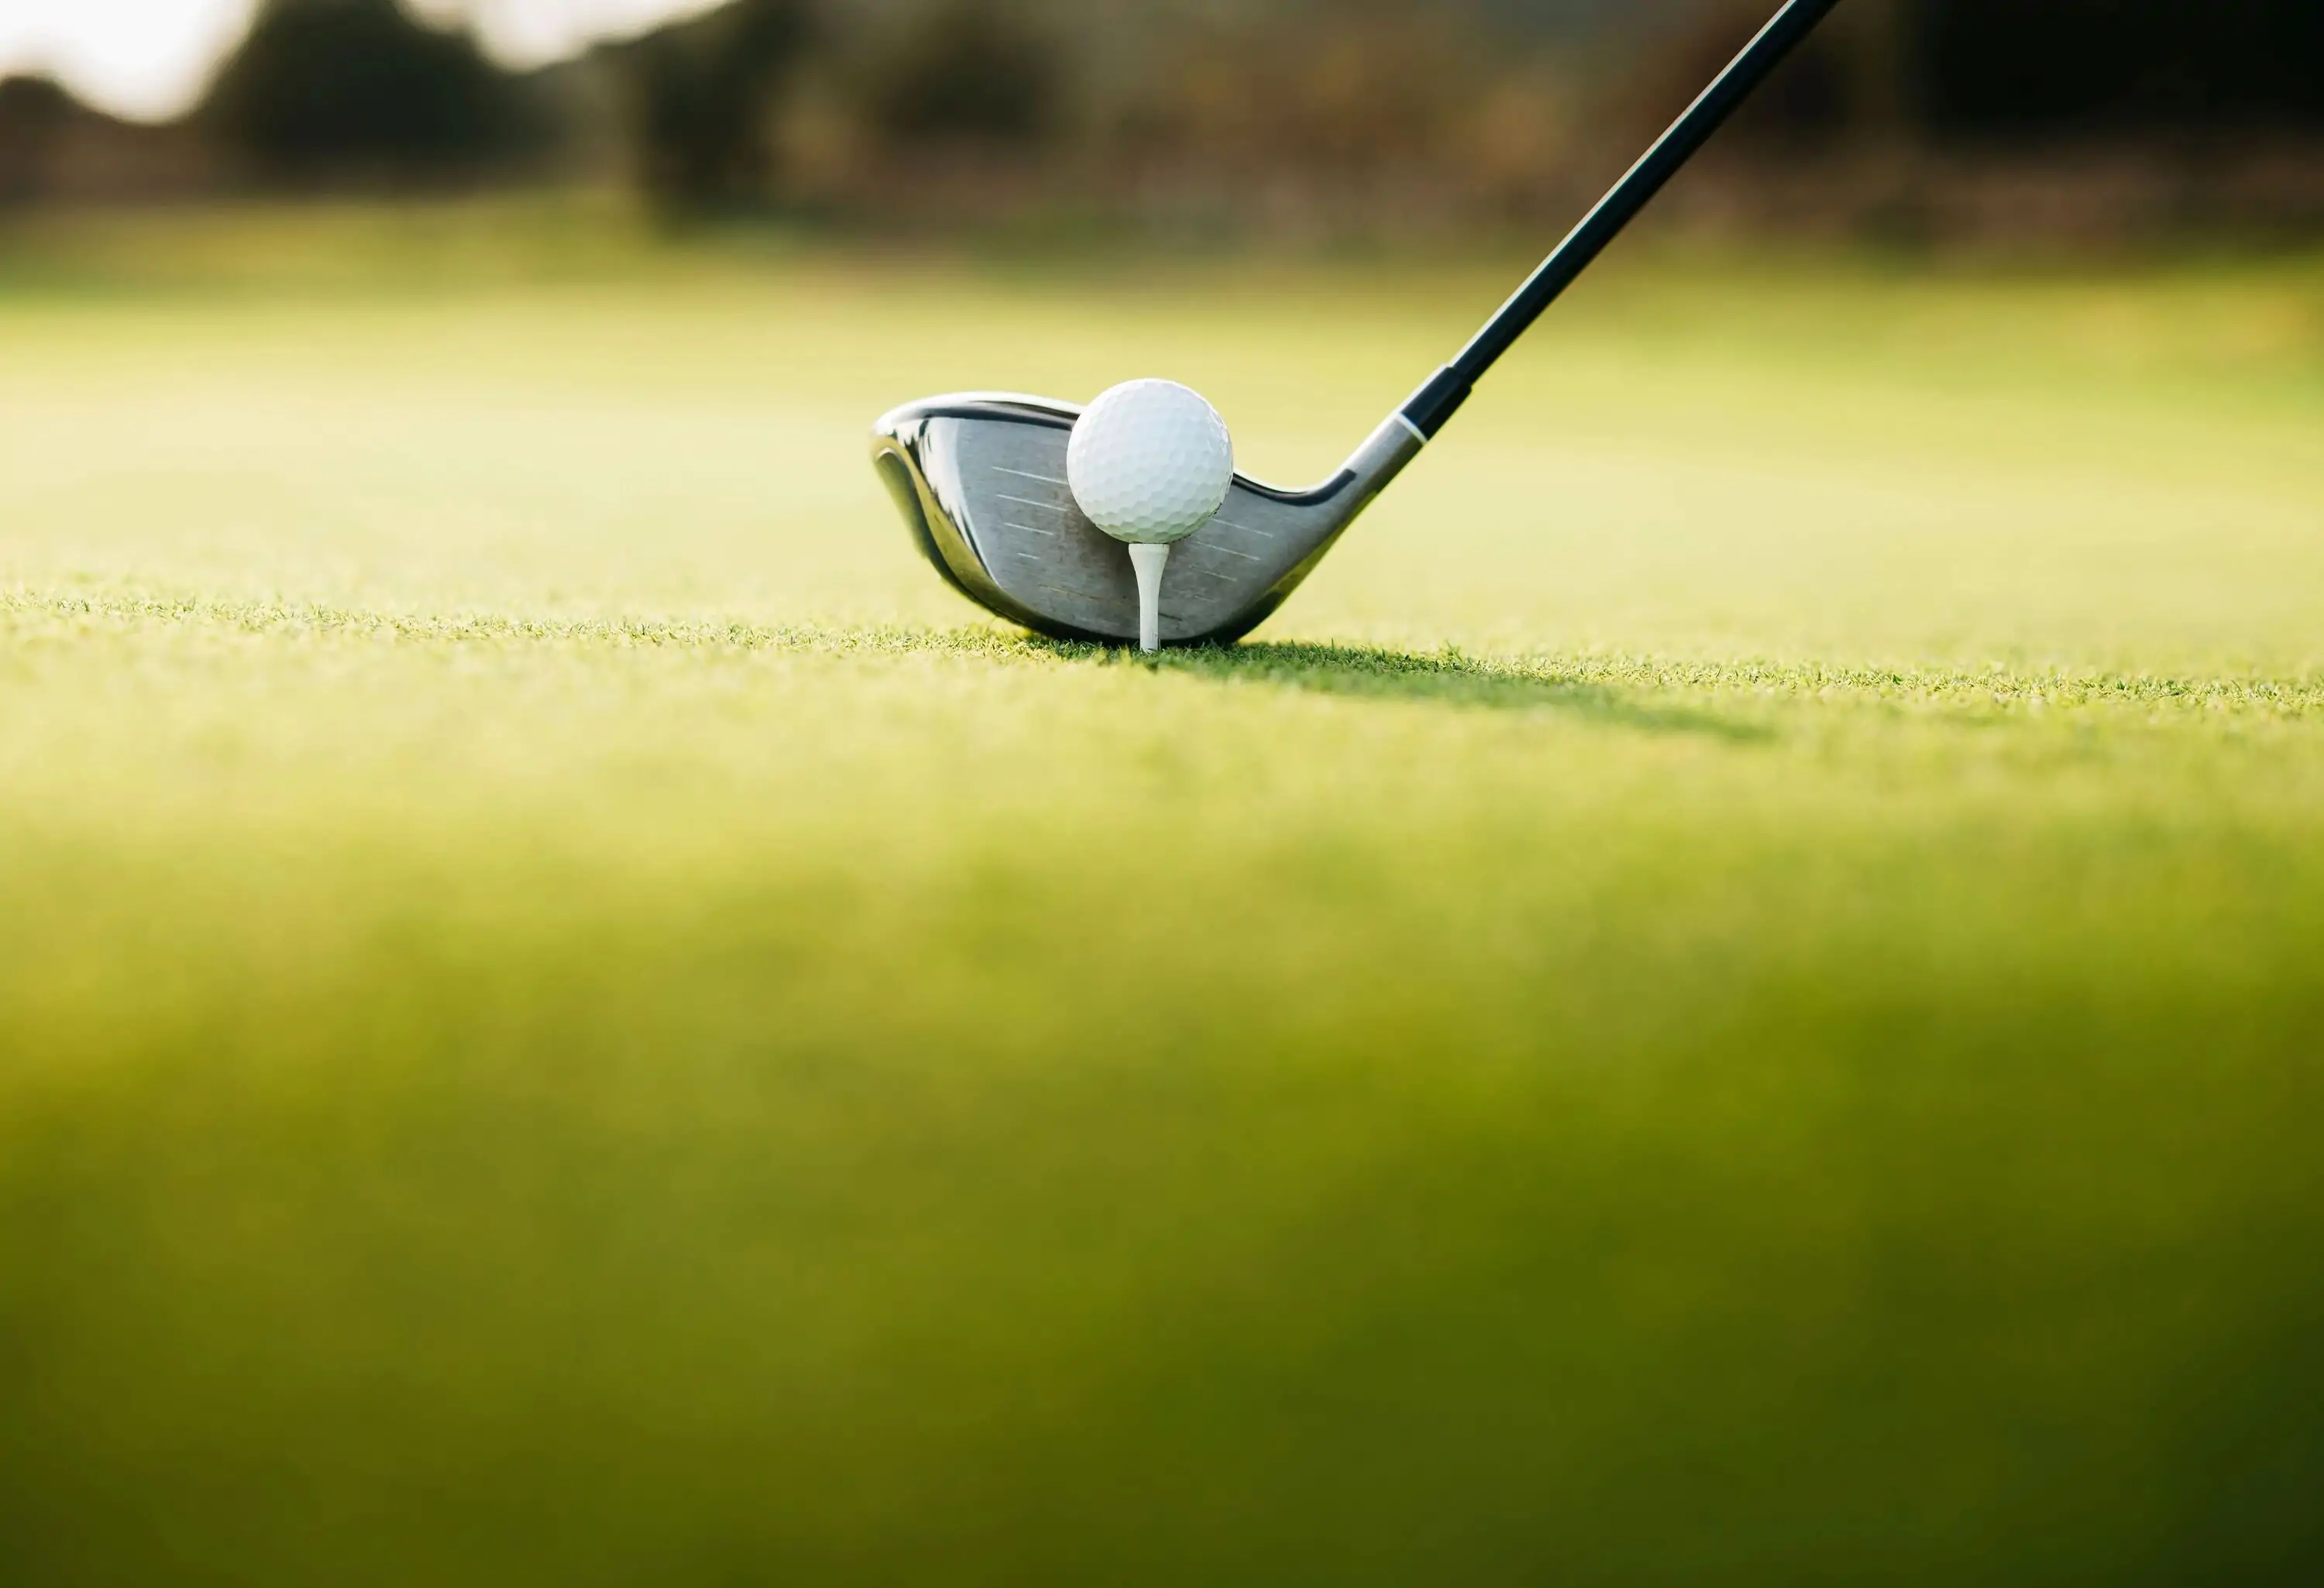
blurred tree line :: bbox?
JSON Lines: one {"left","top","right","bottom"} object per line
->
{"left": 2, "top": 0, "right": 2320, "bottom": 234}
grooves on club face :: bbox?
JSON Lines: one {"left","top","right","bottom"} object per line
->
{"left": 871, "top": 395, "right": 1420, "bottom": 647}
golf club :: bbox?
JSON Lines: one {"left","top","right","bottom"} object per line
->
{"left": 871, "top": 0, "right": 1846, "bottom": 647}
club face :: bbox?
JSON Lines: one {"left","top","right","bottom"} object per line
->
{"left": 871, "top": 394, "right": 1402, "bottom": 646}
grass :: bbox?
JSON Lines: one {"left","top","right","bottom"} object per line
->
{"left": 2, "top": 209, "right": 2323, "bottom": 1585}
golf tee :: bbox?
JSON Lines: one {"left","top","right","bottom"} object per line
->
{"left": 1129, "top": 542, "right": 1171, "bottom": 654}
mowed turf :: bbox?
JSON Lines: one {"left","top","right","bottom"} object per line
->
{"left": 3, "top": 214, "right": 2322, "bottom": 1584}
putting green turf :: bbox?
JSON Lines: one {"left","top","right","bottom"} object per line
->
{"left": 3, "top": 214, "right": 2322, "bottom": 1583}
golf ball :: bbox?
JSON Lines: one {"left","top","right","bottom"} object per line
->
{"left": 1067, "top": 380, "right": 1234, "bottom": 545}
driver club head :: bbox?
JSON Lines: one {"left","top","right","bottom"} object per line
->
{"left": 871, "top": 394, "right": 1419, "bottom": 648}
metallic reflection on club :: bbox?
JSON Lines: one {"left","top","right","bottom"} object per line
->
{"left": 871, "top": 394, "right": 1420, "bottom": 647}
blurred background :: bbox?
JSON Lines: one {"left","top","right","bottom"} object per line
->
{"left": 2, "top": 0, "right": 2320, "bottom": 243}
{"left": 6, "top": 8, "right": 2324, "bottom": 1587}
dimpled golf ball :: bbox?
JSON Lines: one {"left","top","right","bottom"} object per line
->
{"left": 1067, "top": 379, "right": 1234, "bottom": 545}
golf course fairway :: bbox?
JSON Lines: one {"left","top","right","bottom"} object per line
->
{"left": 3, "top": 214, "right": 2321, "bottom": 1583}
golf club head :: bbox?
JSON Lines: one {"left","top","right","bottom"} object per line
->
{"left": 871, "top": 394, "right": 1419, "bottom": 646}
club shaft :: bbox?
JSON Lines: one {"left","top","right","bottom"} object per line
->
{"left": 1399, "top": 0, "right": 1846, "bottom": 438}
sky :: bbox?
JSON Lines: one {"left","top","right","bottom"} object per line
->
{"left": 0, "top": 0, "right": 724, "bottom": 122}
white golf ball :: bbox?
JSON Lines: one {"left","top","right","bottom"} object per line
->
{"left": 1067, "top": 379, "right": 1234, "bottom": 546}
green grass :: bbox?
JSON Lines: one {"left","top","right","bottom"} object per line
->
{"left": 3, "top": 211, "right": 2323, "bottom": 1584}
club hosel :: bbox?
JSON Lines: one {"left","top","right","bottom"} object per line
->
{"left": 1399, "top": 366, "right": 1474, "bottom": 441}
{"left": 1336, "top": 413, "right": 1430, "bottom": 517}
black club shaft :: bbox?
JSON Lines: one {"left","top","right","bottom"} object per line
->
{"left": 1401, "top": 0, "right": 1848, "bottom": 438}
